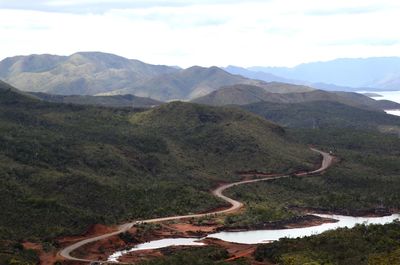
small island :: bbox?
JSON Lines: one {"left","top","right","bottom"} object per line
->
{"left": 363, "top": 92, "right": 383, "bottom": 97}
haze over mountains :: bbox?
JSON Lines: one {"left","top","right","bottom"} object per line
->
{"left": 1, "top": 51, "right": 400, "bottom": 265}
{"left": 0, "top": 52, "right": 178, "bottom": 98}
{"left": 2, "top": 52, "right": 400, "bottom": 105}
{"left": 2, "top": 51, "right": 400, "bottom": 127}
{"left": 101, "top": 65, "right": 270, "bottom": 101}
{"left": 242, "top": 57, "right": 400, "bottom": 90}
{"left": 1, "top": 52, "right": 291, "bottom": 101}
{"left": 192, "top": 84, "right": 400, "bottom": 111}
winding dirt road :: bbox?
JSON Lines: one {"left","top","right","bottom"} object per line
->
{"left": 59, "top": 148, "right": 333, "bottom": 263}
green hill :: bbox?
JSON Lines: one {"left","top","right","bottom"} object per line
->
{"left": 191, "top": 83, "right": 317, "bottom": 106}
{"left": 0, "top": 82, "right": 317, "bottom": 264}
{"left": 0, "top": 80, "right": 39, "bottom": 101}
{"left": 192, "top": 84, "right": 400, "bottom": 111}
{"left": 254, "top": 222, "right": 400, "bottom": 264}
{"left": 242, "top": 101, "right": 400, "bottom": 131}
{"left": 130, "top": 102, "right": 317, "bottom": 177}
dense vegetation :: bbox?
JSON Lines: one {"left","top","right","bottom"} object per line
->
{"left": 0, "top": 85, "right": 317, "bottom": 264}
{"left": 217, "top": 101, "right": 400, "bottom": 263}
{"left": 31, "top": 92, "right": 163, "bottom": 108}
{"left": 242, "top": 101, "right": 400, "bottom": 131}
{"left": 138, "top": 246, "right": 248, "bottom": 265}
{"left": 254, "top": 221, "right": 400, "bottom": 265}
{"left": 224, "top": 126, "right": 400, "bottom": 228}
{"left": 2, "top": 80, "right": 399, "bottom": 264}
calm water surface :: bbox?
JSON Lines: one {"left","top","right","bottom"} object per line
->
{"left": 366, "top": 91, "right": 400, "bottom": 103}
{"left": 107, "top": 214, "right": 400, "bottom": 262}
{"left": 209, "top": 214, "right": 400, "bottom": 244}
{"left": 361, "top": 90, "right": 400, "bottom": 116}
{"left": 108, "top": 238, "right": 205, "bottom": 262}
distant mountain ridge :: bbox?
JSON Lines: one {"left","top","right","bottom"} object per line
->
{"left": 101, "top": 65, "right": 263, "bottom": 100}
{"left": 3, "top": 52, "right": 399, "bottom": 102}
{"left": 0, "top": 52, "right": 309, "bottom": 101}
{"left": 224, "top": 65, "right": 295, "bottom": 83}
{"left": 192, "top": 83, "right": 313, "bottom": 106}
{"left": 192, "top": 83, "right": 400, "bottom": 111}
{"left": 224, "top": 65, "right": 385, "bottom": 92}
{"left": 0, "top": 52, "right": 315, "bottom": 101}
{"left": 247, "top": 57, "right": 400, "bottom": 90}
{"left": 0, "top": 52, "right": 179, "bottom": 96}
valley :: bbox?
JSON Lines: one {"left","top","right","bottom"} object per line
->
{"left": 59, "top": 148, "right": 332, "bottom": 263}
{"left": 2, "top": 0, "right": 400, "bottom": 264}
{"left": 1, "top": 54, "right": 400, "bottom": 265}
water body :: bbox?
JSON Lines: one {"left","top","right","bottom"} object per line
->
{"left": 361, "top": 90, "right": 400, "bottom": 116}
{"left": 209, "top": 214, "right": 400, "bottom": 244}
{"left": 108, "top": 238, "right": 205, "bottom": 262}
{"left": 385, "top": 110, "right": 400, "bottom": 116}
{"left": 107, "top": 214, "right": 400, "bottom": 262}
{"left": 365, "top": 91, "right": 400, "bottom": 103}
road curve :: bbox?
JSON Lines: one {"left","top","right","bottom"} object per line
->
{"left": 59, "top": 148, "right": 333, "bottom": 263}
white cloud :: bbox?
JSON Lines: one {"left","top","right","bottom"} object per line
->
{"left": 0, "top": 0, "right": 399, "bottom": 67}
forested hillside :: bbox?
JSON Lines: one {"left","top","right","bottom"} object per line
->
{"left": 224, "top": 125, "right": 400, "bottom": 229}
{"left": 0, "top": 83, "right": 317, "bottom": 264}
{"left": 254, "top": 222, "right": 400, "bottom": 265}
{"left": 31, "top": 92, "right": 163, "bottom": 108}
{"left": 242, "top": 101, "right": 400, "bottom": 131}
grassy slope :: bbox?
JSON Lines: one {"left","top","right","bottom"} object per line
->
{"left": 0, "top": 86, "right": 317, "bottom": 264}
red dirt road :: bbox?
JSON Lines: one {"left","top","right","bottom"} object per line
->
{"left": 59, "top": 148, "right": 334, "bottom": 263}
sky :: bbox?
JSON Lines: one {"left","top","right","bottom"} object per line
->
{"left": 0, "top": 0, "right": 399, "bottom": 67}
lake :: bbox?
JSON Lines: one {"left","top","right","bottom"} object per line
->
{"left": 107, "top": 213, "right": 400, "bottom": 262}
{"left": 209, "top": 213, "right": 400, "bottom": 244}
{"left": 361, "top": 90, "right": 400, "bottom": 116}
{"left": 108, "top": 238, "right": 205, "bottom": 262}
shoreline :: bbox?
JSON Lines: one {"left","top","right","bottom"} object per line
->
{"left": 49, "top": 149, "right": 335, "bottom": 263}
{"left": 65, "top": 209, "right": 400, "bottom": 264}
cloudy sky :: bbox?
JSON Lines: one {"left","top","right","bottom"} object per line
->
{"left": 0, "top": 0, "right": 399, "bottom": 67}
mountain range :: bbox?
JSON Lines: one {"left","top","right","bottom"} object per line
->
{"left": 1, "top": 53, "right": 400, "bottom": 264}
{"left": 100, "top": 65, "right": 272, "bottom": 100}
{"left": 2, "top": 52, "right": 400, "bottom": 103}
{"left": 246, "top": 57, "right": 400, "bottom": 90}
{"left": 0, "top": 52, "right": 178, "bottom": 97}
{"left": 0, "top": 52, "right": 308, "bottom": 101}
{"left": 223, "top": 65, "right": 375, "bottom": 92}
{"left": 192, "top": 84, "right": 400, "bottom": 111}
